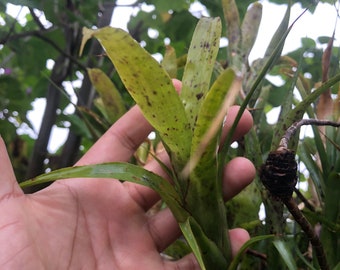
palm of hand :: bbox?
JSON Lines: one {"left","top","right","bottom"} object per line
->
{"left": 1, "top": 179, "right": 179, "bottom": 269}
{"left": 0, "top": 103, "right": 255, "bottom": 269}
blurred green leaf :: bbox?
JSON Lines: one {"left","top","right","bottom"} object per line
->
{"left": 264, "top": 2, "right": 290, "bottom": 66}
{"left": 88, "top": 68, "right": 126, "bottom": 123}
{"left": 148, "top": 0, "right": 192, "bottom": 12}
{"left": 222, "top": 0, "right": 241, "bottom": 67}
{"left": 179, "top": 216, "right": 227, "bottom": 270}
{"left": 241, "top": 2, "right": 262, "bottom": 62}
{"left": 273, "top": 239, "right": 298, "bottom": 270}
{"left": 322, "top": 171, "right": 340, "bottom": 267}
{"left": 163, "top": 238, "right": 191, "bottom": 260}
{"left": 228, "top": 234, "right": 275, "bottom": 270}
{"left": 162, "top": 45, "right": 177, "bottom": 78}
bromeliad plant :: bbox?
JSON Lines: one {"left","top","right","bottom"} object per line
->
{"left": 21, "top": 18, "right": 243, "bottom": 269}
{"left": 18, "top": 1, "right": 340, "bottom": 269}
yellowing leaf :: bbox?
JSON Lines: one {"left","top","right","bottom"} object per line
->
{"left": 88, "top": 68, "right": 126, "bottom": 123}
{"left": 83, "top": 27, "right": 191, "bottom": 178}
{"left": 162, "top": 45, "right": 177, "bottom": 78}
{"left": 180, "top": 17, "right": 222, "bottom": 133}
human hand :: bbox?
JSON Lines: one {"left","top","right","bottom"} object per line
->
{"left": 0, "top": 81, "right": 255, "bottom": 269}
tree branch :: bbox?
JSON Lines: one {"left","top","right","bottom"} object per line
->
{"left": 58, "top": 3, "right": 116, "bottom": 168}
{"left": 0, "top": 28, "right": 87, "bottom": 71}
{"left": 29, "top": 8, "right": 46, "bottom": 30}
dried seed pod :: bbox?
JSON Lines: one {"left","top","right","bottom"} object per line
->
{"left": 260, "top": 147, "right": 297, "bottom": 199}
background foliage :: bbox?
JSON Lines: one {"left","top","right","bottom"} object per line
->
{"left": 1, "top": 0, "right": 339, "bottom": 269}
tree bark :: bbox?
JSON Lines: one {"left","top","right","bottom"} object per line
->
{"left": 57, "top": 3, "right": 116, "bottom": 168}
{"left": 25, "top": 54, "right": 70, "bottom": 181}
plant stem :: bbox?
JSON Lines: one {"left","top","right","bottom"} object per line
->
{"left": 282, "top": 197, "right": 329, "bottom": 270}
{"left": 279, "top": 119, "right": 340, "bottom": 149}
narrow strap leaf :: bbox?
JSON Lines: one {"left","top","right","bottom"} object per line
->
{"left": 20, "top": 162, "right": 188, "bottom": 222}
{"left": 88, "top": 68, "right": 126, "bottom": 123}
{"left": 83, "top": 27, "right": 192, "bottom": 173}
{"left": 180, "top": 17, "right": 222, "bottom": 133}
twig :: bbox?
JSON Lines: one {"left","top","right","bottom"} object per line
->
{"left": 293, "top": 187, "right": 315, "bottom": 212}
{"left": 282, "top": 197, "right": 328, "bottom": 270}
{"left": 0, "top": 28, "right": 87, "bottom": 71}
{"left": 29, "top": 8, "right": 46, "bottom": 30}
{"left": 278, "top": 119, "right": 340, "bottom": 149}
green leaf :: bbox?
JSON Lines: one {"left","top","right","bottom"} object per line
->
{"left": 298, "top": 140, "right": 324, "bottom": 197}
{"left": 271, "top": 57, "right": 300, "bottom": 150}
{"left": 241, "top": 2, "right": 262, "bottom": 61}
{"left": 88, "top": 68, "right": 126, "bottom": 123}
{"left": 182, "top": 68, "right": 238, "bottom": 261}
{"left": 82, "top": 27, "right": 191, "bottom": 174}
{"left": 223, "top": 6, "right": 312, "bottom": 151}
{"left": 264, "top": 3, "right": 290, "bottom": 62}
{"left": 228, "top": 234, "right": 275, "bottom": 270}
{"left": 180, "top": 17, "right": 222, "bottom": 133}
{"left": 163, "top": 238, "right": 191, "bottom": 260}
{"left": 333, "top": 262, "right": 340, "bottom": 270}
{"left": 162, "top": 45, "right": 177, "bottom": 78}
{"left": 183, "top": 68, "right": 237, "bottom": 175}
{"left": 179, "top": 219, "right": 206, "bottom": 270}
{"left": 222, "top": 0, "right": 241, "bottom": 67}
{"left": 2, "top": 0, "right": 40, "bottom": 8}
{"left": 190, "top": 68, "right": 236, "bottom": 159}
{"left": 20, "top": 163, "right": 188, "bottom": 222}
{"left": 150, "top": 0, "right": 191, "bottom": 12}
{"left": 273, "top": 239, "right": 298, "bottom": 270}
{"left": 179, "top": 216, "right": 228, "bottom": 270}
{"left": 322, "top": 172, "right": 340, "bottom": 267}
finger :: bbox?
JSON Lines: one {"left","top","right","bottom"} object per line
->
{"left": 147, "top": 207, "right": 181, "bottom": 252}
{"left": 0, "top": 137, "right": 23, "bottom": 198}
{"left": 165, "top": 253, "right": 200, "bottom": 269}
{"left": 172, "top": 79, "right": 182, "bottom": 93}
{"left": 229, "top": 228, "right": 250, "bottom": 257}
{"left": 221, "top": 106, "right": 253, "bottom": 144}
{"left": 77, "top": 105, "right": 152, "bottom": 165}
{"left": 223, "top": 157, "right": 256, "bottom": 201}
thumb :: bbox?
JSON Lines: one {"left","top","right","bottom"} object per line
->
{"left": 0, "top": 136, "right": 23, "bottom": 198}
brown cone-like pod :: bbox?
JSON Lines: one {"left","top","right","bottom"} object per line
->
{"left": 260, "top": 147, "right": 297, "bottom": 199}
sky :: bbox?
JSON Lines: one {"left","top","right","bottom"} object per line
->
{"left": 6, "top": 0, "right": 340, "bottom": 152}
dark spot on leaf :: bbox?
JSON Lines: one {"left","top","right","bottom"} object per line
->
{"left": 196, "top": 92, "right": 203, "bottom": 100}
{"left": 200, "top": 41, "right": 210, "bottom": 49}
{"left": 145, "top": 95, "right": 152, "bottom": 106}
